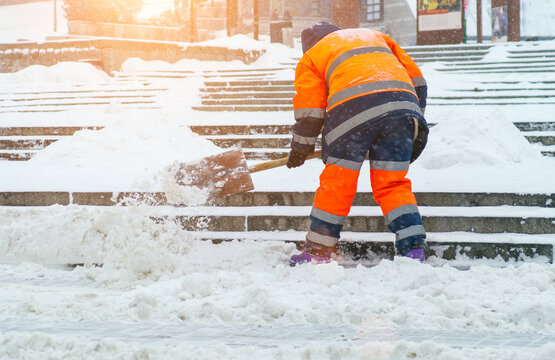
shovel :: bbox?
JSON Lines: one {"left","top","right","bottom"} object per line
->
{"left": 172, "top": 149, "right": 322, "bottom": 199}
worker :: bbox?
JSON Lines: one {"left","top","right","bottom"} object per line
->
{"left": 287, "top": 22, "right": 429, "bottom": 266}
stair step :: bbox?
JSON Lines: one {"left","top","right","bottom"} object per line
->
{"left": 414, "top": 56, "right": 485, "bottom": 63}
{"left": 1, "top": 94, "right": 157, "bottom": 102}
{"left": 430, "top": 94, "right": 555, "bottom": 100}
{"left": 0, "top": 137, "right": 61, "bottom": 150}
{"left": 1, "top": 202, "right": 551, "bottom": 233}
{"left": 404, "top": 45, "right": 493, "bottom": 53}
{"left": 443, "top": 59, "right": 555, "bottom": 67}
{"left": 0, "top": 126, "right": 103, "bottom": 136}
{"left": 206, "top": 135, "right": 292, "bottom": 149}
{"left": 115, "top": 71, "right": 278, "bottom": 79}
{"left": 428, "top": 101, "right": 555, "bottom": 106}
{"left": 1, "top": 123, "right": 552, "bottom": 137}
{"left": 189, "top": 124, "right": 292, "bottom": 135}
{"left": 202, "top": 92, "right": 295, "bottom": 99}
{"left": 453, "top": 87, "right": 555, "bottom": 93}
{"left": 1, "top": 191, "right": 552, "bottom": 208}
{"left": 195, "top": 231, "right": 554, "bottom": 264}
{"left": 153, "top": 209, "right": 555, "bottom": 234}
{"left": 203, "top": 80, "right": 294, "bottom": 87}
{"left": 200, "top": 86, "right": 295, "bottom": 93}
{"left": 0, "top": 150, "right": 36, "bottom": 160}
{"left": 0, "top": 85, "right": 163, "bottom": 95}
{"left": 192, "top": 105, "right": 293, "bottom": 112}
{"left": 525, "top": 133, "right": 555, "bottom": 146}
{"left": 438, "top": 64, "right": 555, "bottom": 72}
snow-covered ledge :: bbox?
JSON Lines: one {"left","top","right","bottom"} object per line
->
{"left": 0, "top": 37, "right": 266, "bottom": 73}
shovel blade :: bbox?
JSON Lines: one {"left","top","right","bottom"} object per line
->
{"left": 173, "top": 149, "right": 254, "bottom": 199}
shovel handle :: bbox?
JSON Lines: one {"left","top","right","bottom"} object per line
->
{"left": 249, "top": 150, "right": 322, "bottom": 174}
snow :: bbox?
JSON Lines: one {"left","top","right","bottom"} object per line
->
{"left": 0, "top": 231, "right": 554, "bottom": 358}
{"left": 416, "top": 109, "right": 542, "bottom": 169}
{"left": 1, "top": 44, "right": 554, "bottom": 193}
{"left": 0, "top": 62, "right": 112, "bottom": 84}
{"left": 0, "top": 1, "right": 67, "bottom": 43}
{"left": 1, "top": 4, "right": 555, "bottom": 359}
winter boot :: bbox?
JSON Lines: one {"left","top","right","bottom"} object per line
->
{"left": 289, "top": 239, "right": 337, "bottom": 267}
{"left": 404, "top": 248, "right": 425, "bottom": 263}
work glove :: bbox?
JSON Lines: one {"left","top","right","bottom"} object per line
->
{"left": 286, "top": 150, "right": 308, "bottom": 168}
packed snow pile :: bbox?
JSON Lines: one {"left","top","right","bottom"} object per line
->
{"left": 0, "top": 206, "right": 198, "bottom": 276}
{"left": 26, "top": 109, "right": 222, "bottom": 204}
{"left": 417, "top": 114, "right": 543, "bottom": 169}
{"left": 29, "top": 111, "right": 221, "bottom": 188}
{"left": 0, "top": 62, "right": 112, "bottom": 85}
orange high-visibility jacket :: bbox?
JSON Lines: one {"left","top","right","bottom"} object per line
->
{"left": 292, "top": 28, "right": 428, "bottom": 162}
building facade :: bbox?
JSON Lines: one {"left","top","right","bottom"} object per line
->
{"left": 260, "top": 0, "right": 417, "bottom": 45}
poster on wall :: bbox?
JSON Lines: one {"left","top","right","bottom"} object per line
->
{"left": 418, "top": 0, "right": 463, "bottom": 32}
{"left": 491, "top": 6, "right": 508, "bottom": 42}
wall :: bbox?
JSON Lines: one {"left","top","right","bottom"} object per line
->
{"left": 0, "top": 40, "right": 101, "bottom": 73}
{"left": 0, "top": 38, "right": 265, "bottom": 74}
{"left": 384, "top": 0, "right": 417, "bottom": 45}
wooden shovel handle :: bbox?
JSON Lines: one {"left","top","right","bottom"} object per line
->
{"left": 249, "top": 150, "right": 322, "bottom": 174}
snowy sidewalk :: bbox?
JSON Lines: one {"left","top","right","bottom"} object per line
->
{"left": 2, "top": 319, "right": 554, "bottom": 351}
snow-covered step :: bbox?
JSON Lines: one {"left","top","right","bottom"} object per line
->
{"left": 404, "top": 44, "right": 493, "bottom": 53}
{"left": 0, "top": 83, "right": 155, "bottom": 93}
{"left": 523, "top": 131, "right": 555, "bottom": 145}
{"left": 1, "top": 203, "right": 553, "bottom": 234}
{"left": 414, "top": 56, "right": 486, "bottom": 64}
{"left": 1, "top": 91, "right": 162, "bottom": 102}
{"left": 0, "top": 126, "right": 103, "bottom": 136}
{"left": 443, "top": 59, "right": 555, "bottom": 68}
{"left": 0, "top": 149, "right": 37, "bottom": 160}
{"left": 201, "top": 99, "right": 292, "bottom": 106}
{"left": 449, "top": 87, "right": 555, "bottom": 94}
{"left": 429, "top": 94, "right": 555, "bottom": 101}
{"left": 538, "top": 145, "right": 555, "bottom": 157}
{"left": 203, "top": 80, "right": 294, "bottom": 87}
{"left": 189, "top": 124, "right": 292, "bottom": 136}
{"left": 437, "top": 64, "right": 555, "bottom": 73}
{"left": 0, "top": 136, "right": 64, "bottom": 150}
{"left": 514, "top": 121, "right": 555, "bottom": 131}
{"left": 428, "top": 99, "right": 555, "bottom": 106}
{"left": 195, "top": 231, "right": 554, "bottom": 265}
{"left": 115, "top": 72, "right": 274, "bottom": 80}
{"left": 192, "top": 105, "right": 293, "bottom": 112}
{"left": 0, "top": 103, "right": 161, "bottom": 113}
{"left": 202, "top": 92, "right": 296, "bottom": 100}
{"left": 0, "top": 97, "right": 158, "bottom": 107}
{"left": 2, "top": 191, "right": 552, "bottom": 208}
{"left": 200, "top": 85, "right": 295, "bottom": 93}
{"left": 113, "top": 67, "right": 291, "bottom": 78}
{"left": 205, "top": 134, "right": 291, "bottom": 149}
{"left": 158, "top": 207, "right": 555, "bottom": 235}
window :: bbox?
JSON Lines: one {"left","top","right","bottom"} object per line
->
{"left": 362, "top": 0, "right": 384, "bottom": 22}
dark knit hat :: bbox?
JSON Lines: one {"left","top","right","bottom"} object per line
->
{"left": 301, "top": 21, "right": 342, "bottom": 54}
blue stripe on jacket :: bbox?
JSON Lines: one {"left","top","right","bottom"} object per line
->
{"left": 321, "top": 91, "right": 428, "bottom": 162}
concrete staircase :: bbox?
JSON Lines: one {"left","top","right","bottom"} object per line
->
{"left": 1, "top": 190, "right": 554, "bottom": 264}
{"left": 1, "top": 42, "right": 554, "bottom": 264}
